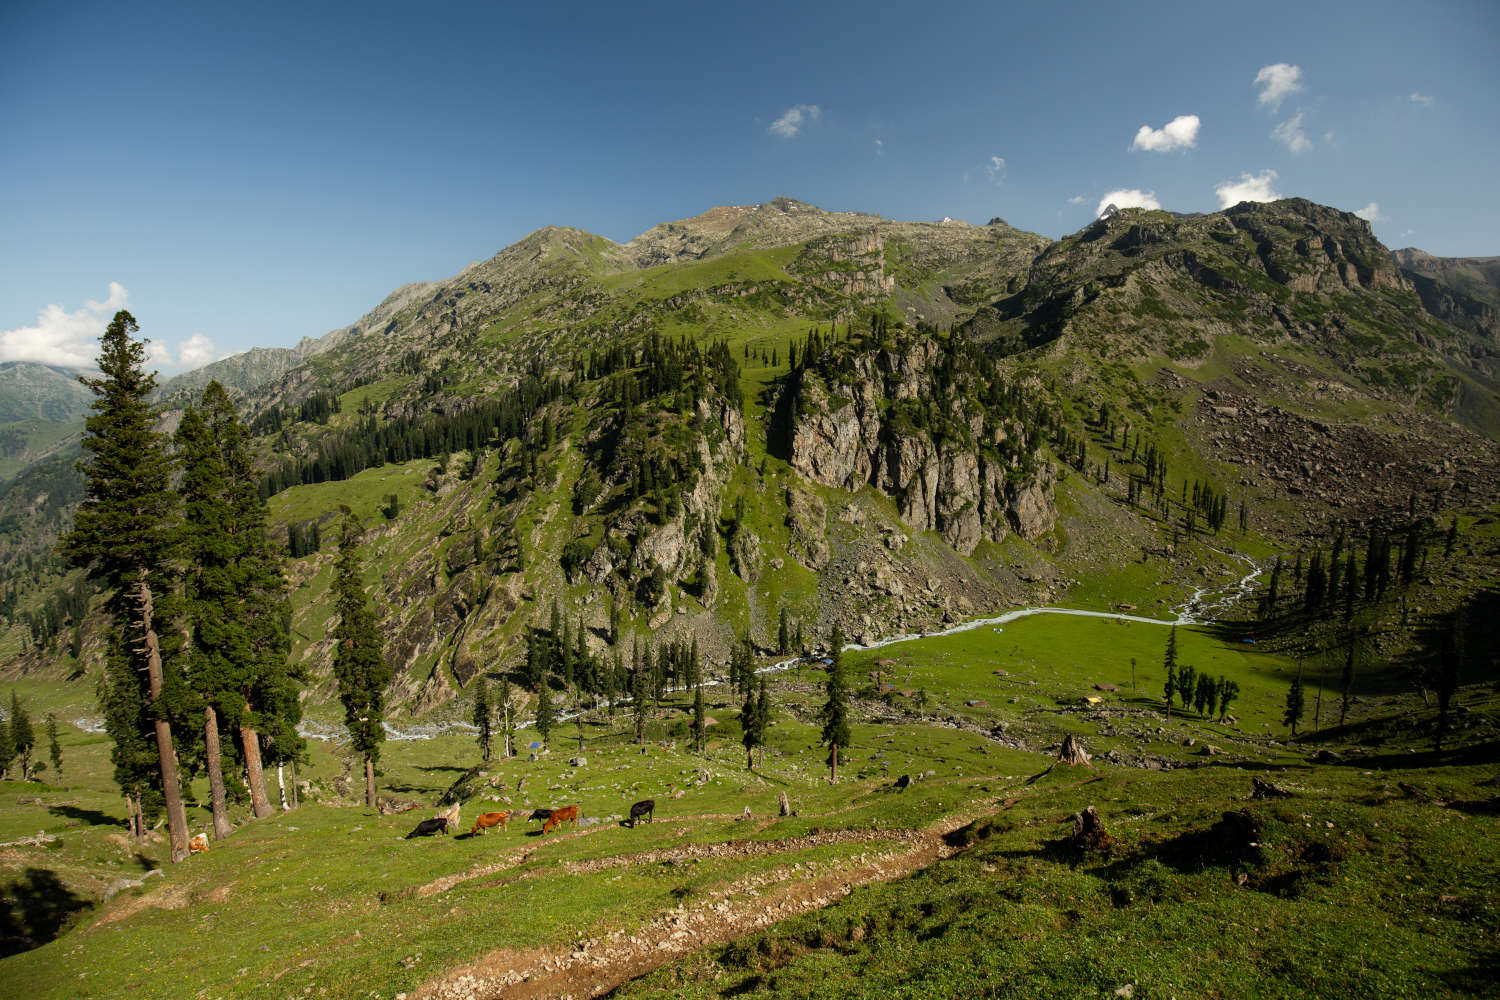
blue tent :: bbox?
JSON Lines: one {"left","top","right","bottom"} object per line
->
{"left": 528, "top": 740, "right": 543, "bottom": 749}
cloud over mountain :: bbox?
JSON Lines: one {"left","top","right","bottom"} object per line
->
{"left": 1215, "top": 169, "right": 1281, "bottom": 208}
{"left": 0, "top": 282, "right": 130, "bottom": 368}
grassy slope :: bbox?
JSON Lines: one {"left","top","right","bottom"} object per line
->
{"left": 2, "top": 607, "right": 1495, "bottom": 998}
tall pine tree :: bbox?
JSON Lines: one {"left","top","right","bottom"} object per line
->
{"left": 820, "top": 626, "right": 850, "bottom": 782}
{"left": 62, "top": 311, "right": 192, "bottom": 862}
{"left": 331, "top": 507, "right": 390, "bottom": 808}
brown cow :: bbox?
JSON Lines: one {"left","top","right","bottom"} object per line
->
{"left": 470, "top": 811, "right": 509, "bottom": 836}
{"left": 188, "top": 832, "right": 209, "bottom": 854}
{"left": 541, "top": 804, "right": 579, "bottom": 834}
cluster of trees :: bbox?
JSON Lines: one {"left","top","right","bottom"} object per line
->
{"left": 259, "top": 366, "right": 565, "bottom": 497}
{"left": 3, "top": 576, "right": 89, "bottom": 655}
{"left": 1160, "top": 627, "right": 1240, "bottom": 722}
{"left": 285, "top": 520, "right": 322, "bottom": 558}
{"left": 0, "top": 693, "right": 61, "bottom": 781}
{"left": 249, "top": 389, "right": 342, "bottom": 435}
{"left": 62, "top": 313, "right": 305, "bottom": 861}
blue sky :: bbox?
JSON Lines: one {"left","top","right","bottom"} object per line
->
{"left": 2, "top": 0, "right": 1496, "bottom": 371}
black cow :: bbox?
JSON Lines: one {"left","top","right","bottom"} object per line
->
{"left": 629, "top": 799, "right": 655, "bottom": 828}
{"left": 405, "top": 818, "right": 449, "bottom": 839}
{"left": 527, "top": 808, "right": 554, "bottom": 824}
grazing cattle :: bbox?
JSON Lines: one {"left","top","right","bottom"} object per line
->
{"left": 628, "top": 799, "right": 654, "bottom": 828}
{"left": 527, "top": 808, "right": 553, "bottom": 824}
{"left": 405, "top": 818, "right": 450, "bottom": 839}
{"left": 188, "top": 832, "right": 209, "bottom": 854}
{"left": 541, "top": 805, "right": 579, "bottom": 835}
{"left": 470, "top": 811, "right": 509, "bottom": 835}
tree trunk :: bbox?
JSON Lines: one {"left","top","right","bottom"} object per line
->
{"left": 277, "top": 763, "right": 288, "bottom": 810}
{"left": 364, "top": 755, "right": 376, "bottom": 808}
{"left": 239, "top": 718, "right": 274, "bottom": 819}
{"left": 831, "top": 743, "right": 839, "bottom": 784}
{"left": 203, "top": 705, "right": 232, "bottom": 840}
{"left": 125, "top": 792, "right": 139, "bottom": 842}
{"left": 138, "top": 575, "right": 190, "bottom": 864}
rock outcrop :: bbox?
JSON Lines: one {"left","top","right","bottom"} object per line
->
{"left": 785, "top": 336, "right": 1055, "bottom": 555}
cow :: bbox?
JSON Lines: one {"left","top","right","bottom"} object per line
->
{"left": 541, "top": 805, "right": 579, "bottom": 835}
{"left": 405, "top": 818, "right": 450, "bottom": 839}
{"left": 628, "top": 799, "right": 654, "bottom": 828}
{"left": 188, "top": 832, "right": 209, "bottom": 854}
{"left": 470, "top": 811, "right": 509, "bottom": 836}
{"left": 527, "top": 808, "right": 553, "bottom": 825}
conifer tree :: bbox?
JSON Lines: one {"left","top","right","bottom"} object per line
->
{"left": 820, "top": 626, "right": 850, "bottom": 782}
{"left": 778, "top": 606, "right": 790, "bottom": 656}
{"left": 1432, "top": 608, "right": 1464, "bottom": 751}
{"left": 1216, "top": 678, "right": 1240, "bottom": 722}
{"left": 9, "top": 692, "right": 33, "bottom": 781}
{"left": 1177, "top": 663, "right": 1197, "bottom": 710}
{"left": 1162, "top": 626, "right": 1178, "bottom": 721}
{"left": 631, "top": 656, "right": 648, "bottom": 746}
{"left": 536, "top": 675, "right": 554, "bottom": 748}
{"left": 1284, "top": 664, "right": 1306, "bottom": 735}
{"left": 0, "top": 718, "right": 13, "bottom": 780}
{"left": 177, "top": 382, "right": 296, "bottom": 832}
{"left": 472, "top": 675, "right": 492, "bottom": 762}
{"left": 62, "top": 311, "right": 192, "bottom": 862}
{"left": 739, "top": 682, "right": 758, "bottom": 770}
{"left": 331, "top": 507, "right": 390, "bottom": 808}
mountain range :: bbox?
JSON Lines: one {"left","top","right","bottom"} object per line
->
{"left": 3, "top": 196, "right": 1498, "bottom": 715}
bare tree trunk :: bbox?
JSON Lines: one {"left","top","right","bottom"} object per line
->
{"left": 239, "top": 713, "right": 274, "bottom": 819}
{"left": 125, "top": 792, "right": 139, "bottom": 842}
{"left": 138, "top": 575, "right": 190, "bottom": 864}
{"left": 277, "top": 763, "right": 289, "bottom": 810}
{"left": 831, "top": 743, "right": 839, "bottom": 784}
{"left": 364, "top": 755, "right": 376, "bottom": 808}
{"left": 204, "top": 705, "right": 232, "bottom": 840}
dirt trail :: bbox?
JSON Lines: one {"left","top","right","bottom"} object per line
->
{"left": 414, "top": 791, "right": 1029, "bottom": 1000}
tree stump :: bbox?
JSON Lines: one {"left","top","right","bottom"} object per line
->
{"left": 1058, "top": 734, "right": 1092, "bottom": 767}
{"left": 1070, "top": 805, "right": 1111, "bottom": 853}
{"left": 778, "top": 791, "right": 793, "bottom": 816}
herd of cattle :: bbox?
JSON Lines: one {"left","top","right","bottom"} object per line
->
{"left": 403, "top": 798, "right": 655, "bottom": 840}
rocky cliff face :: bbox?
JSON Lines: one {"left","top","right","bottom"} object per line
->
{"left": 785, "top": 336, "right": 1055, "bottom": 555}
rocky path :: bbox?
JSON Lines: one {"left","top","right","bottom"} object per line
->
{"left": 412, "top": 785, "right": 1053, "bottom": 1000}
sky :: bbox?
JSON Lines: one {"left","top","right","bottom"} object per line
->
{"left": 2, "top": 0, "right": 1497, "bottom": 373}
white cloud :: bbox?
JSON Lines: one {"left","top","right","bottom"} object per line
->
{"left": 1410, "top": 92, "right": 1434, "bottom": 106}
{"left": 1131, "top": 114, "right": 1200, "bottom": 152}
{"left": 0, "top": 282, "right": 130, "bottom": 368}
{"left": 1254, "top": 63, "right": 1303, "bottom": 109}
{"left": 1097, "top": 189, "right": 1161, "bottom": 217}
{"left": 177, "top": 333, "right": 216, "bottom": 369}
{"left": 768, "top": 104, "right": 821, "bottom": 138}
{"left": 1068, "top": 195, "right": 1086, "bottom": 205}
{"left": 1214, "top": 169, "right": 1281, "bottom": 208}
{"left": 986, "top": 155, "right": 1006, "bottom": 183}
{"left": 1272, "top": 112, "right": 1312, "bottom": 153}
{"left": 1354, "top": 202, "right": 1384, "bottom": 222}
{"left": 874, "top": 138, "right": 884, "bottom": 155}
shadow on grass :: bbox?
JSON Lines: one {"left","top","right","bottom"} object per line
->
{"left": 0, "top": 868, "right": 91, "bottom": 957}
{"left": 48, "top": 804, "right": 122, "bottom": 828}
{"left": 416, "top": 765, "right": 470, "bottom": 775}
